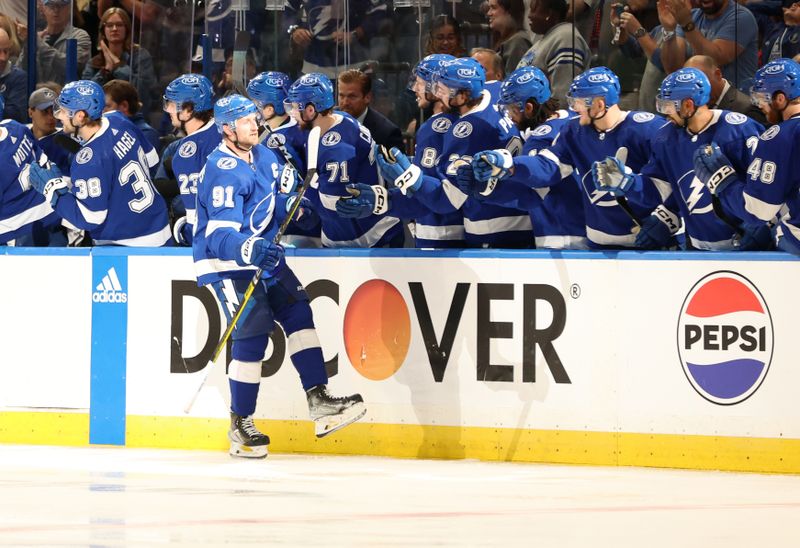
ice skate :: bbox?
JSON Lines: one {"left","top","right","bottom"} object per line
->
{"left": 306, "top": 385, "right": 366, "bottom": 438}
{"left": 228, "top": 413, "right": 270, "bottom": 458}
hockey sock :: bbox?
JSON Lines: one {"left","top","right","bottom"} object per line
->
{"left": 279, "top": 302, "right": 328, "bottom": 390}
{"left": 228, "top": 360, "right": 262, "bottom": 417}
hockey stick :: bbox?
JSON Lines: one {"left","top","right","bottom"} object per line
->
{"left": 231, "top": 30, "right": 250, "bottom": 95}
{"left": 183, "top": 125, "right": 321, "bottom": 414}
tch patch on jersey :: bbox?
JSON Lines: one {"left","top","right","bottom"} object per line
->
{"left": 179, "top": 141, "right": 197, "bottom": 158}
{"left": 217, "top": 157, "right": 237, "bottom": 170}
{"left": 76, "top": 148, "right": 93, "bottom": 164}
{"left": 322, "top": 132, "right": 342, "bottom": 146}
{"left": 452, "top": 121, "right": 473, "bottom": 138}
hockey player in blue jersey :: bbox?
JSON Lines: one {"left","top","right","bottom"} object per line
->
{"left": 248, "top": 71, "right": 321, "bottom": 248}
{"left": 285, "top": 73, "right": 403, "bottom": 248}
{"left": 693, "top": 58, "right": 800, "bottom": 255}
{"left": 163, "top": 74, "right": 219, "bottom": 246}
{"left": 471, "top": 66, "right": 587, "bottom": 249}
{"left": 193, "top": 95, "right": 365, "bottom": 457}
{"left": 468, "top": 67, "right": 667, "bottom": 249}
{"left": 337, "top": 58, "right": 531, "bottom": 248}
{"left": 405, "top": 53, "right": 464, "bottom": 248}
{"left": 0, "top": 94, "right": 61, "bottom": 245}
{"left": 593, "top": 68, "right": 766, "bottom": 250}
{"left": 26, "top": 80, "right": 171, "bottom": 246}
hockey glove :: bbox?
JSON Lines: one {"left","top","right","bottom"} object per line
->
{"left": 635, "top": 206, "right": 680, "bottom": 250}
{"left": 238, "top": 238, "right": 284, "bottom": 271}
{"left": 375, "top": 145, "right": 421, "bottom": 195}
{"left": 286, "top": 195, "right": 320, "bottom": 231}
{"left": 279, "top": 163, "right": 301, "bottom": 194}
{"left": 453, "top": 163, "right": 482, "bottom": 197}
{"left": 335, "top": 184, "right": 389, "bottom": 219}
{"left": 738, "top": 223, "right": 774, "bottom": 251}
{"left": 172, "top": 215, "right": 193, "bottom": 246}
{"left": 592, "top": 149, "right": 634, "bottom": 197}
{"left": 693, "top": 142, "right": 736, "bottom": 196}
{"left": 472, "top": 149, "right": 513, "bottom": 194}
{"left": 28, "top": 160, "right": 69, "bottom": 207}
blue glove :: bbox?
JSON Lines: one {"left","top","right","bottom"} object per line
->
{"left": 472, "top": 149, "right": 513, "bottom": 193}
{"left": 738, "top": 223, "right": 774, "bottom": 251}
{"left": 453, "top": 163, "right": 482, "bottom": 197}
{"left": 287, "top": 195, "right": 320, "bottom": 231}
{"left": 172, "top": 216, "right": 193, "bottom": 246}
{"left": 28, "top": 160, "right": 69, "bottom": 206}
{"left": 375, "top": 145, "right": 421, "bottom": 195}
{"left": 238, "top": 238, "right": 284, "bottom": 271}
{"left": 335, "top": 183, "right": 388, "bottom": 219}
{"left": 693, "top": 142, "right": 736, "bottom": 195}
{"left": 635, "top": 214, "right": 674, "bottom": 250}
{"left": 279, "top": 163, "right": 301, "bottom": 194}
{"left": 592, "top": 149, "right": 634, "bottom": 197}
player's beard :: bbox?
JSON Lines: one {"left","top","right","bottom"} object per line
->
{"left": 766, "top": 107, "right": 783, "bottom": 126}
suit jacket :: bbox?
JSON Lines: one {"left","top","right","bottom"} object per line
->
{"left": 362, "top": 107, "right": 405, "bottom": 151}
{"left": 715, "top": 84, "right": 767, "bottom": 126}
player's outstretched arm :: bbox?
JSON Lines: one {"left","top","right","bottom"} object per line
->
{"left": 25, "top": 159, "right": 105, "bottom": 231}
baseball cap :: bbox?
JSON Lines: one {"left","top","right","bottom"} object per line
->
{"left": 29, "top": 88, "right": 57, "bottom": 110}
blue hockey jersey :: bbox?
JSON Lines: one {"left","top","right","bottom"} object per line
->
{"left": 410, "top": 111, "right": 464, "bottom": 248}
{"left": 309, "top": 111, "right": 402, "bottom": 247}
{"left": 193, "top": 143, "right": 289, "bottom": 285}
{"left": 508, "top": 111, "right": 668, "bottom": 248}
{"left": 171, "top": 120, "right": 222, "bottom": 243}
{"left": 0, "top": 120, "right": 58, "bottom": 244}
{"left": 630, "top": 110, "right": 762, "bottom": 250}
{"left": 53, "top": 115, "right": 171, "bottom": 246}
{"left": 33, "top": 128, "right": 74, "bottom": 175}
{"left": 263, "top": 117, "right": 307, "bottom": 174}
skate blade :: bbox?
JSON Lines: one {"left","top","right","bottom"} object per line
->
{"left": 229, "top": 442, "right": 268, "bottom": 459}
{"left": 314, "top": 402, "right": 367, "bottom": 438}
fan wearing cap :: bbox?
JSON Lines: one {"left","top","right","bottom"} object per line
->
{"left": 0, "top": 26, "right": 26, "bottom": 123}
{"left": 16, "top": 0, "right": 90, "bottom": 85}
{"left": 24, "top": 79, "right": 171, "bottom": 246}
{"left": 27, "top": 87, "right": 74, "bottom": 175}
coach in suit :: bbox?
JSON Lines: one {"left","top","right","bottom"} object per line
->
{"left": 336, "top": 69, "right": 405, "bottom": 151}
{"left": 685, "top": 55, "right": 767, "bottom": 125}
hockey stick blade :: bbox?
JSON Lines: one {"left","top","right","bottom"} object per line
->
{"left": 183, "top": 126, "right": 322, "bottom": 414}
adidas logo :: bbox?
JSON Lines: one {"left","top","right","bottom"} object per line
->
{"left": 92, "top": 267, "right": 128, "bottom": 303}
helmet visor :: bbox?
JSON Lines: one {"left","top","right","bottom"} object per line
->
{"left": 566, "top": 95, "right": 592, "bottom": 113}
{"left": 750, "top": 89, "right": 772, "bottom": 109}
{"left": 655, "top": 97, "right": 680, "bottom": 116}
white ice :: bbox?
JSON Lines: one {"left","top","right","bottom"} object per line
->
{"left": 0, "top": 444, "right": 797, "bottom": 547}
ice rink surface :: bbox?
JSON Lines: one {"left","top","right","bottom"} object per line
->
{"left": 0, "top": 445, "right": 798, "bottom": 547}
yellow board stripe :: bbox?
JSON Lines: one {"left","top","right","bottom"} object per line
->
{"left": 2, "top": 412, "right": 799, "bottom": 474}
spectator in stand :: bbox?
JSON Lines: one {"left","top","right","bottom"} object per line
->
{"left": 82, "top": 8, "right": 156, "bottom": 113}
{"left": 424, "top": 15, "right": 467, "bottom": 58}
{"left": 684, "top": 54, "right": 767, "bottom": 124}
{"left": 0, "top": 15, "right": 21, "bottom": 63}
{"left": 337, "top": 69, "right": 404, "bottom": 151}
{"left": 658, "top": 0, "right": 758, "bottom": 91}
{"left": 760, "top": 0, "right": 800, "bottom": 62}
{"left": 517, "top": 0, "right": 590, "bottom": 104}
{"left": 102, "top": 79, "right": 160, "bottom": 153}
{"left": 486, "top": 0, "right": 532, "bottom": 74}
{"left": 16, "top": 0, "right": 91, "bottom": 85}
{"left": 27, "top": 86, "right": 74, "bottom": 174}
{"left": 471, "top": 47, "right": 505, "bottom": 101}
{"left": 0, "top": 27, "right": 26, "bottom": 122}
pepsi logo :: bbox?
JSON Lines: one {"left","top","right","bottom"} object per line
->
{"left": 677, "top": 271, "right": 773, "bottom": 405}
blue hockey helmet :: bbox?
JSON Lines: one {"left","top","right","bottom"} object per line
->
{"left": 432, "top": 57, "right": 486, "bottom": 101}
{"left": 164, "top": 73, "right": 213, "bottom": 112}
{"left": 566, "top": 67, "right": 621, "bottom": 109}
{"left": 286, "top": 73, "right": 335, "bottom": 113}
{"left": 214, "top": 94, "right": 259, "bottom": 134}
{"left": 656, "top": 68, "right": 711, "bottom": 115}
{"left": 498, "top": 67, "right": 552, "bottom": 110}
{"left": 56, "top": 80, "right": 105, "bottom": 120}
{"left": 247, "top": 71, "right": 291, "bottom": 115}
{"left": 412, "top": 54, "right": 456, "bottom": 92}
{"left": 751, "top": 58, "right": 800, "bottom": 107}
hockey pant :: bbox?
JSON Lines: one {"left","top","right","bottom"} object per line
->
{"left": 212, "top": 266, "right": 329, "bottom": 416}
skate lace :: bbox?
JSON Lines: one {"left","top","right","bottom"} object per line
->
{"left": 241, "top": 416, "right": 262, "bottom": 437}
